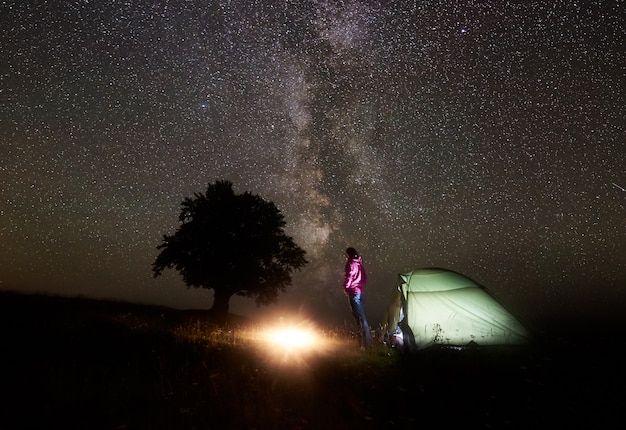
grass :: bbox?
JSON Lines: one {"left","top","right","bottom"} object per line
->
{"left": 0, "top": 291, "right": 624, "bottom": 429}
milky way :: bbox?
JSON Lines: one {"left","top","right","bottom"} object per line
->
{"left": 1, "top": 0, "right": 624, "bottom": 324}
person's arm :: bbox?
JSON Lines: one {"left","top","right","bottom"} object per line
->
{"left": 344, "top": 261, "right": 355, "bottom": 290}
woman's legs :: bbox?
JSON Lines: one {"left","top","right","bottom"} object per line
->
{"left": 348, "top": 293, "right": 372, "bottom": 348}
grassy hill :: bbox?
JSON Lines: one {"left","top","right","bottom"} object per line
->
{"left": 0, "top": 291, "right": 623, "bottom": 429}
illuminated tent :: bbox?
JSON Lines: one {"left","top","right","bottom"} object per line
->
{"left": 384, "top": 268, "right": 530, "bottom": 351}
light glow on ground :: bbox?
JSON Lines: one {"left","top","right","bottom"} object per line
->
{"left": 262, "top": 327, "right": 319, "bottom": 349}
{"left": 247, "top": 317, "right": 338, "bottom": 366}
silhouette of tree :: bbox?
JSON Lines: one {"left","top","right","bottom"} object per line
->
{"left": 152, "top": 180, "right": 308, "bottom": 315}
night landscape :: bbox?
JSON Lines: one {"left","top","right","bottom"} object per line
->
{"left": 1, "top": 1, "right": 624, "bottom": 428}
{"left": 1, "top": 291, "right": 624, "bottom": 429}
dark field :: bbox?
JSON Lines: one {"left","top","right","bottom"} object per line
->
{"left": 0, "top": 292, "right": 623, "bottom": 429}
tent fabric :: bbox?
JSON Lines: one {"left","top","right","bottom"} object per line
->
{"left": 386, "top": 268, "right": 530, "bottom": 350}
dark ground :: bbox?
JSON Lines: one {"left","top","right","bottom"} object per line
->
{"left": 0, "top": 291, "right": 624, "bottom": 429}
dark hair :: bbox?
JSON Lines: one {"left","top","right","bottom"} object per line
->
{"left": 345, "top": 247, "right": 359, "bottom": 259}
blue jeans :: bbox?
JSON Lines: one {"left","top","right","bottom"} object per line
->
{"left": 348, "top": 293, "right": 372, "bottom": 348}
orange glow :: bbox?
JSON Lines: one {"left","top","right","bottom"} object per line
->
{"left": 247, "top": 317, "right": 336, "bottom": 366}
{"left": 262, "top": 327, "right": 318, "bottom": 349}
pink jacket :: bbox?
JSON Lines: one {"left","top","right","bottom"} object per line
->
{"left": 344, "top": 256, "right": 367, "bottom": 295}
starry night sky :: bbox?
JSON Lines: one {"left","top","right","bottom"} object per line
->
{"left": 1, "top": 0, "right": 624, "bottom": 326}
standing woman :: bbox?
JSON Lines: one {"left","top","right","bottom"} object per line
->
{"left": 343, "top": 247, "right": 372, "bottom": 349}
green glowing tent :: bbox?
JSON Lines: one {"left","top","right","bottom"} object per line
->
{"left": 384, "top": 268, "right": 530, "bottom": 351}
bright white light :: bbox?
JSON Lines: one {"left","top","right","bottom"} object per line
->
{"left": 262, "top": 327, "right": 318, "bottom": 350}
{"left": 248, "top": 317, "right": 337, "bottom": 366}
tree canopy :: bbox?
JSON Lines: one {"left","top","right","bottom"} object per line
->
{"left": 152, "top": 180, "right": 308, "bottom": 315}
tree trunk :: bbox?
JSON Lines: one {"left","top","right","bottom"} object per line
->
{"left": 210, "top": 289, "right": 232, "bottom": 317}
